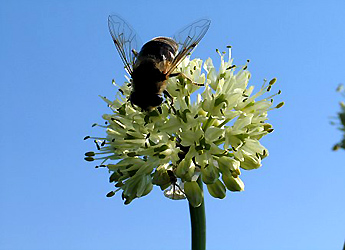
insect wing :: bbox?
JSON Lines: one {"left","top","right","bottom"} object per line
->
{"left": 164, "top": 185, "right": 186, "bottom": 200}
{"left": 164, "top": 170, "right": 186, "bottom": 200}
{"left": 108, "top": 15, "right": 140, "bottom": 75}
{"left": 166, "top": 19, "right": 211, "bottom": 76}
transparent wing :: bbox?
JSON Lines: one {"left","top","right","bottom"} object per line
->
{"left": 166, "top": 18, "right": 211, "bottom": 76}
{"left": 108, "top": 15, "right": 141, "bottom": 75}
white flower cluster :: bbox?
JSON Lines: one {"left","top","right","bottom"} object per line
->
{"left": 85, "top": 48, "right": 283, "bottom": 206}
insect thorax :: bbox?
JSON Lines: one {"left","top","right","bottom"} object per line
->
{"left": 130, "top": 38, "right": 178, "bottom": 110}
{"left": 136, "top": 38, "right": 177, "bottom": 65}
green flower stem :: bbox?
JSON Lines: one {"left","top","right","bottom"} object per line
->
{"left": 189, "top": 177, "right": 206, "bottom": 250}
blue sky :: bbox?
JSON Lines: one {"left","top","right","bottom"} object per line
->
{"left": 1, "top": 1, "right": 345, "bottom": 250}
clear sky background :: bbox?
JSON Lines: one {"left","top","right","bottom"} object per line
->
{"left": 1, "top": 1, "right": 345, "bottom": 250}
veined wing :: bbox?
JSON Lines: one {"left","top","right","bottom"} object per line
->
{"left": 108, "top": 15, "right": 140, "bottom": 75}
{"left": 165, "top": 18, "right": 211, "bottom": 76}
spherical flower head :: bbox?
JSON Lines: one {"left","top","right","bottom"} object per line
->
{"left": 85, "top": 47, "right": 283, "bottom": 207}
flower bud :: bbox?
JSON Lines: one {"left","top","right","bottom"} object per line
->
{"left": 216, "top": 157, "right": 240, "bottom": 174}
{"left": 201, "top": 96, "right": 214, "bottom": 113}
{"left": 141, "top": 181, "right": 153, "bottom": 197}
{"left": 184, "top": 163, "right": 196, "bottom": 182}
{"left": 222, "top": 173, "right": 244, "bottom": 191}
{"left": 152, "top": 167, "right": 171, "bottom": 190}
{"left": 176, "top": 158, "right": 195, "bottom": 180}
{"left": 136, "top": 175, "right": 153, "bottom": 197}
{"left": 201, "top": 162, "right": 219, "bottom": 184}
{"left": 240, "top": 154, "right": 261, "bottom": 170}
{"left": 184, "top": 181, "right": 204, "bottom": 208}
{"left": 206, "top": 179, "right": 226, "bottom": 199}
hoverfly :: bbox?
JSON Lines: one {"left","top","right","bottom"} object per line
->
{"left": 108, "top": 15, "right": 211, "bottom": 111}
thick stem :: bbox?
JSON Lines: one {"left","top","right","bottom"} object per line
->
{"left": 189, "top": 177, "right": 206, "bottom": 250}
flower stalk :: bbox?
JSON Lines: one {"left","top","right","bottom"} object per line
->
{"left": 189, "top": 177, "right": 206, "bottom": 250}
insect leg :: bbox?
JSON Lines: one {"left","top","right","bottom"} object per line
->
{"left": 163, "top": 90, "right": 173, "bottom": 102}
{"left": 172, "top": 182, "right": 176, "bottom": 199}
{"left": 169, "top": 72, "right": 204, "bottom": 86}
{"left": 163, "top": 90, "right": 177, "bottom": 114}
{"left": 175, "top": 183, "right": 185, "bottom": 195}
{"left": 131, "top": 49, "right": 138, "bottom": 58}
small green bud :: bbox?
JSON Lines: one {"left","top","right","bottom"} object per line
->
{"left": 241, "top": 154, "right": 261, "bottom": 170}
{"left": 216, "top": 157, "right": 240, "bottom": 174}
{"left": 136, "top": 175, "right": 153, "bottom": 197}
{"left": 141, "top": 182, "right": 153, "bottom": 197}
{"left": 176, "top": 158, "right": 195, "bottom": 181}
{"left": 152, "top": 167, "right": 171, "bottom": 190}
{"left": 222, "top": 173, "right": 244, "bottom": 191}
{"left": 176, "top": 158, "right": 189, "bottom": 177}
{"left": 184, "top": 181, "right": 203, "bottom": 208}
{"left": 201, "top": 163, "right": 219, "bottom": 184}
{"left": 206, "top": 180, "right": 226, "bottom": 199}
{"left": 231, "top": 168, "right": 241, "bottom": 178}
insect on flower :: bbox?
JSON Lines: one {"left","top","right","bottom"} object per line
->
{"left": 108, "top": 15, "right": 211, "bottom": 111}
{"left": 164, "top": 170, "right": 186, "bottom": 200}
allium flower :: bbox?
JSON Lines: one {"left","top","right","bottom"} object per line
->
{"left": 332, "top": 84, "right": 345, "bottom": 150}
{"left": 85, "top": 47, "right": 283, "bottom": 207}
